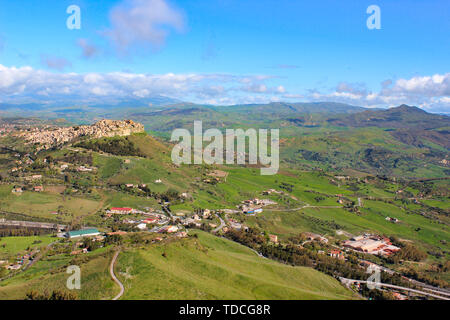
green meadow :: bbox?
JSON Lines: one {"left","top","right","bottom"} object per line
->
{"left": 0, "top": 235, "right": 54, "bottom": 259}
{"left": 0, "top": 185, "right": 100, "bottom": 221}
{"left": 116, "top": 231, "right": 358, "bottom": 300}
{"left": 0, "top": 248, "right": 117, "bottom": 300}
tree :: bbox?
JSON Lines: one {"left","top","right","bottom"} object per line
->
{"left": 26, "top": 289, "right": 77, "bottom": 300}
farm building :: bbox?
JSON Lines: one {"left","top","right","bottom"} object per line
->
{"left": 342, "top": 235, "right": 400, "bottom": 256}
{"left": 66, "top": 228, "right": 101, "bottom": 239}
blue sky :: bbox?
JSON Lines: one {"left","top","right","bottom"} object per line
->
{"left": 0, "top": 0, "right": 449, "bottom": 112}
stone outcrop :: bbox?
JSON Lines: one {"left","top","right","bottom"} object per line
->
{"left": 16, "top": 119, "right": 144, "bottom": 150}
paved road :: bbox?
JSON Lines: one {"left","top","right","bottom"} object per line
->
{"left": 339, "top": 255, "right": 450, "bottom": 296}
{"left": 162, "top": 205, "right": 173, "bottom": 219}
{"left": 23, "top": 241, "right": 56, "bottom": 271}
{"left": 212, "top": 214, "right": 226, "bottom": 233}
{"left": 110, "top": 250, "right": 124, "bottom": 301}
{"left": 406, "top": 278, "right": 450, "bottom": 296}
{"left": 340, "top": 277, "right": 450, "bottom": 300}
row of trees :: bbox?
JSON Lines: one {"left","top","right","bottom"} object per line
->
{"left": 113, "top": 183, "right": 180, "bottom": 203}
{"left": 81, "top": 234, "right": 123, "bottom": 252}
{"left": 75, "top": 137, "right": 145, "bottom": 157}
{"left": 0, "top": 227, "right": 49, "bottom": 237}
{"left": 26, "top": 290, "right": 77, "bottom": 300}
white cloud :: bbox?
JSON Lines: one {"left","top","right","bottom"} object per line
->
{"left": 40, "top": 55, "right": 72, "bottom": 71}
{"left": 308, "top": 73, "right": 450, "bottom": 112}
{"left": 83, "top": 73, "right": 103, "bottom": 84}
{"left": 383, "top": 73, "right": 450, "bottom": 97}
{"left": 0, "top": 64, "right": 448, "bottom": 113}
{"left": 0, "top": 64, "right": 283, "bottom": 105}
{"left": 77, "top": 39, "right": 99, "bottom": 59}
{"left": 133, "top": 89, "right": 150, "bottom": 98}
{"left": 104, "top": 0, "right": 185, "bottom": 53}
{"left": 276, "top": 85, "right": 286, "bottom": 93}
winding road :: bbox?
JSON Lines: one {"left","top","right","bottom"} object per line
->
{"left": 212, "top": 213, "right": 226, "bottom": 233}
{"left": 109, "top": 250, "right": 124, "bottom": 301}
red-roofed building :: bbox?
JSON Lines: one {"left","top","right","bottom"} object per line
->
{"left": 159, "top": 225, "right": 179, "bottom": 233}
{"left": 269, "top": 234, "right": 278, "bottom": 243}
{"left": 33, "top": 186, "right": 44, "bottom": 192}
{"left": 329, "top": 250, "right": 345, "bottom": 260}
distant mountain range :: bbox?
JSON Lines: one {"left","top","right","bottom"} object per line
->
{"left": 327, "top": 104, "right": 450, "bottom": 129}
{"left": 0, "top": 95, "right": 181, "bottom": 111}
{"left": 325, "top": 105, "right": 450, "bottom": 149}
{"left": 1, "top": 100, "right": 449, "bottom": 146}
{"left": 208, "top": 102, "right": 366, "bottom": 114}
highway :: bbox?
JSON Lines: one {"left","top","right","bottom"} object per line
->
{"left": 339, "top": 277, "right": 450, "bottom": 300}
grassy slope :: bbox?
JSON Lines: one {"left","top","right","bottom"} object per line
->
{"left": 0, "top": 185, "right": 100, "bottom": 221}
{"left": 280, "top": 127, "right": 449, "bottom": 177}
{"left": 0, "top": 248, "right": 117, "bottom": 300}
{"left": 116, "top": 231, "right": 358, "bottom": 300}
{"left": 0, "top": 235, "right": 54, "bottom": 259}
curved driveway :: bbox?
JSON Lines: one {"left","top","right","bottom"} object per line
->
{"left": 110, "top": 250, "right": 124, "bottom": 300}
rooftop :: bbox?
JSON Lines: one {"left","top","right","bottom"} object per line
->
{"left": 67, "top": 228, "right": 100, "bottom": 237}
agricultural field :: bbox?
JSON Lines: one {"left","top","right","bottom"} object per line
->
{"left": 0, "top": 235, "right": 54, "bottom": 259}
{"left": 0, "top": 185, "right": 102, "bottom": 221}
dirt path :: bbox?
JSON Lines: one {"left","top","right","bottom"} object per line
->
{"left": 109, "top": 250, "right": 124, "bottom": 300}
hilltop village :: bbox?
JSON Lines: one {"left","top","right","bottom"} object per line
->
{"left": 14, "top": 120, "right": 144, "bottom": 150}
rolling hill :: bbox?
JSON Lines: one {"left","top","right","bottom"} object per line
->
{"left": 0, "top": 232, "right": 359, "bottom": 300}
{"left": 116, "top": 231, "right": 359, "bottom": 300}
{"left": 327, "top": 105, "right": 450, "bottom": 130}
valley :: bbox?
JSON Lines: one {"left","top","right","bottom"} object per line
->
{"left": 0, "top": 103, "right": 448, "bottom": 300}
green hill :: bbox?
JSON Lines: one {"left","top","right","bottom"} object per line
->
{"left": 327, "top": 105, "right": 450, "bottom": 130}
{"left": 116, "top": 231, "right": 359, "bottom": 300}
{"left": 0, "top": 232, "right": 358, "bottom": 300}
